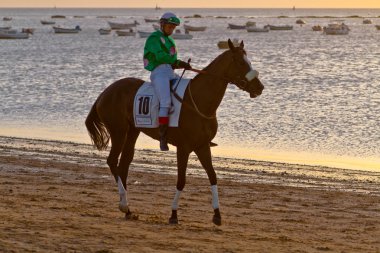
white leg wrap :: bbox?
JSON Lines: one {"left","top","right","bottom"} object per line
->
{"left": 117, "top": 176, "right": 128, "bottom": 207}
{"left": 171, "top": 189, "right": 182, "bottom": 210}
{"left": 211, "top": 185, "right": 220, "bottom": 209}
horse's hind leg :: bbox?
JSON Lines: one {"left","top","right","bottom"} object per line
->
{"left": 194, "top": 144, "right": 222, "bottom": 226}
{"left": 117, "top": 127, "right": 140, "bottom": 217}
{"left": 106, "top": 126, "right": 127, "bottom": 182}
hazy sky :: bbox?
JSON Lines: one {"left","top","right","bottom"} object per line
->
{"left": 0, "top": 0, "right": 379, "bottom": 8}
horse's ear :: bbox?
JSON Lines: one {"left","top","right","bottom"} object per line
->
{"left": 228, "top": 39, "right": 235, "bottom": 50}
{"left": 240, "top": 40, "right": 244, "bottom": 49}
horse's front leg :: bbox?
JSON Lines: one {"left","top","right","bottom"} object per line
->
{"left": 194, "top": 144, "right": 221, "bottom": 226}
{"left": 169, "top": 147, "right": 190, "bottom": 224}
{"left": 117, "top": 128, "right": 140, "bottom": 219}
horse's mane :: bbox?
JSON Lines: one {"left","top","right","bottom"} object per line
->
{"left": 192, "top": 46, "right": 246, "bottom": 81}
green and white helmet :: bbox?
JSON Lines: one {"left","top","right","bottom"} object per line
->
{"left": 160, "top": 12, "right": 180, "bottom": 26}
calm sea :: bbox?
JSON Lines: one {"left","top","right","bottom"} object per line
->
{"left": 0, "top": 8, "right": 379, "bottom": 171}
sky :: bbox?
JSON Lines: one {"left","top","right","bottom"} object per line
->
{"left": 0, "top": 1, "right": 379, "bottom": 8}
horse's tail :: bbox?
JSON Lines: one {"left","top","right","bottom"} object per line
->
{"left": 85, "top": 100, "right": 110, "bottom": 151}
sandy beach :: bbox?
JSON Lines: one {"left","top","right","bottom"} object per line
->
{"left": 0, "top": 136, "right": 379, "bottom": 252}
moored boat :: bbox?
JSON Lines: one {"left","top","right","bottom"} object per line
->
{"left": 3, "top": 17, "right": 12, "bottom": 21}
{"left": 228, "top": 23, "right": 246, "bottom": 29}
{"left": 246, "top": 25, "right": 269, "bottom": 32}
{"left": 116, "top": 29, "right": 136, "bottom": 36}
{"left": 217, "top": 38, "right": 239, "bottom": 49}
{"left": 312, "top": 25, "right": 323, "bottom": 31}
{"left": 268, "top": 25, "right": 293, "bottom": 30}
{"left": 51, "top": 15, "right": 66, "bottom": 19}
{"left": 98, "top": 28, "right": 111, "bottom": 35}
{"left": 375, "top": 25, "right": 380, "bottom": 30}
{"left": 323, "top": 23, "right": 349, "bottom": 35}
{"left": 144, "top": 18, "right": 159, "bottom": 23}
{"left": 108, "top": 21, "right": 139, "bottom": 29}
{"left": 183, "top": 24, "right": 207, "bottom": 32}
{"left": 137, "top": 30, "right": 152, "bottom": 38}
{"left": 0, "top": 29, "right": 29, "bottom": 39}
{"left": 53, "top": 26, "right": 81, "bottom": 34}
{"left": 296, "top": 19, "right": 306, "bottom": 25}
{"left": 41, "top": 20, "right": 56, "bottom": 25}
{"left": 363, "top": 19, "right": 372, "bottom": 24}
{"left": 171, "top": 30, "right": 193, "bottom": 40}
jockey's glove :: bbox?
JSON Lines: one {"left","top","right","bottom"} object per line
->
{"left": 176, "top": 60, "right": 192, "bottom": 70}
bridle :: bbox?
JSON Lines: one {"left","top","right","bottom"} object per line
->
{"left": 172, "top": 50, "right": 257, "bottom": 119}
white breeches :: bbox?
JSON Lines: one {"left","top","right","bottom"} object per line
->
{"left": 150, "top": 64, "right": 179, "bottom": 117}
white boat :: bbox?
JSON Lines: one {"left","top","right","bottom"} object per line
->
{"left": 108, "top": 21, "right": 139, "bottom": 29}
{"left": 144, "top": 18, "right": 159, "bottom": 23}
{"left": 323, "top": 23, "right": 350, "bottom": 35}
{"left": 41, "top": 20, "right": 56, "bottom": 25}
{"left": 217, "top": 38, "right": 239, "bottom": 49}
{"left": 228, "top": 23, "right": 246, "bottom": 29}
{"left": 137, "top": 30, "right": 152, "bottom": 38}
{"left": 98, "top": 28, "right": 111, "bottom": 35}
{"left": 116, "top": 29, "right": 136, "bottom": 36}
{"left": 183, "top": 24, "right": 207, "bottom": 32}
{"left": 171, "top": 30, "right": 193, "bottom": 40}
{"left": 152, "top": 24, "right": 160, "bottom": 30}
{"left": 53, "top": 26, "right": 81, "bottom": 34}
{"left": 296, "top": 19, "right": 306, "bottom": 25}
{"left": 376, "top": 25, "right": 380, "bottom": 30}
{"left": 363, "top": 19, "right": 372, "bottom": 24}
{"left": 246, "top": 25, "right": 269, "bottom": 32}
{"left": 268, "top": 25, "right": 293, "bottom": 30}
{"left": 0, "top": 29, "right": 29, "bottom": 39}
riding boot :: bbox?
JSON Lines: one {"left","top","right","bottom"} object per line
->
{"left": 159, "top": 123, "right": 169, "bottom": 151}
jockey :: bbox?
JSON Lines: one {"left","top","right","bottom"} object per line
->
{"left": 143, "top": 12, "right": 192, "bottom": 151}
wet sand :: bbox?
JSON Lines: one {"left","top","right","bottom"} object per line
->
{"left": 0, "top": 136, "right": 379, "bottom": 252}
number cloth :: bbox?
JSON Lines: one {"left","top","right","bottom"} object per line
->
{"left": 133, "top": 79, "right": 190, "bottom": 128}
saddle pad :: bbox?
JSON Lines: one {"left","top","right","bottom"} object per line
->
{"left": 133, "top": 79, "right": 190, "bottom": 128}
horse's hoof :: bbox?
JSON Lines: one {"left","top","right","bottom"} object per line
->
{"left": 212, "top": 215, "right": 222, "bottom": 226}
{"left": 125, "top": 210, "right": 139, "bottom": 220}
{"left": 119, "top": 203, "right": 129, "bottom": 213}
{"left": 169, "top": 216, "right": 178, "bottom": 224}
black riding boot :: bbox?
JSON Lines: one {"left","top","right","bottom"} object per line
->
{"left": 159, "top": 124, "right": 169, "bottom": 151}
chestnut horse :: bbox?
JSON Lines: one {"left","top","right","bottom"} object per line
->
{"left": 85, "top": 39, "right": 264, "bottom": 225}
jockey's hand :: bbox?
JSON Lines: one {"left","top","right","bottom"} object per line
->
{"left": 177, "top": 60, "right": 192, "bottom": 70}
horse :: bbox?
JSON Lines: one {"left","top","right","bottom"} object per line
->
{"left": 85, "top": 39, "right": 264, "bottom": 225}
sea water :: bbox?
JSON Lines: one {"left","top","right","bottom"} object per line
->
{"left": 0, "top": 8, "right": 379, "bottom": 171}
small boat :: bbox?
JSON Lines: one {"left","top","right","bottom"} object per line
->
{"left": 53, "top": 26, "right": 81, "bottom": 34}
{"left": 183, "top": 24, "right": 207, "bottom": 32}
{"left": 228, "top": 23, "right": 246, "bottom": 29}
{"left": 97, "top": 15, "right": 115, "bottom": 18}
{"left": 312, "top": 25, "right": 323, "bottom": 31}
{"left": 144, "top": 18, "right": 159, "bottom": 23}
{"left": 268, "top": 25, "right": 293, "bottom": 30}
{"left": 296, "top": 19, "right": 306, "bottom": 25}
{"left": 363, "top": 19, "right": 372, "bottom": 24}
{"left": 246, "top": 21, "right": 256, "bottom": 27}
{"left": 137, "top": 30, "right": 152, "bottom": 38}
{"left": 152, "top": 24, "right": 160, "bottom": 30}
{"left": 217, "top": 39, "right": 239, "bottom": 49}
{"left": 22, "top": 28, "right": 35, "bottom": 34}
{"left": 108, "top": 21, "right": 139, "bottom": 29}
{"left": 247, "top": 25, "right": 269, "bottom": 32}
{"left": 0, "top": 26, "right": 11, "bottom": 31}
{"left": 323, "top": 23, "right": 349, "bottom": 35}
{"left": 376, "top": 25, "right": 380, "bottom": 30}
{"left": 98, "top": 28, "right": 111, "bottom": 35}
{"left": 0, "top": 29, "right": 29, "bottom": 39}
{"left": 3, "top": 17, "right": 12, "bottom": 21}
{"left": 116, "top": 29, "right": 136, "bottom": 36}
{"left": 171, "top": 30, "right": 193, "bottom": 40}
{"left": 41, "top": 20, "right": 56, "bottom": 25}
{"left": 51, "top": 15, "right": 66, "bottom": 19}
